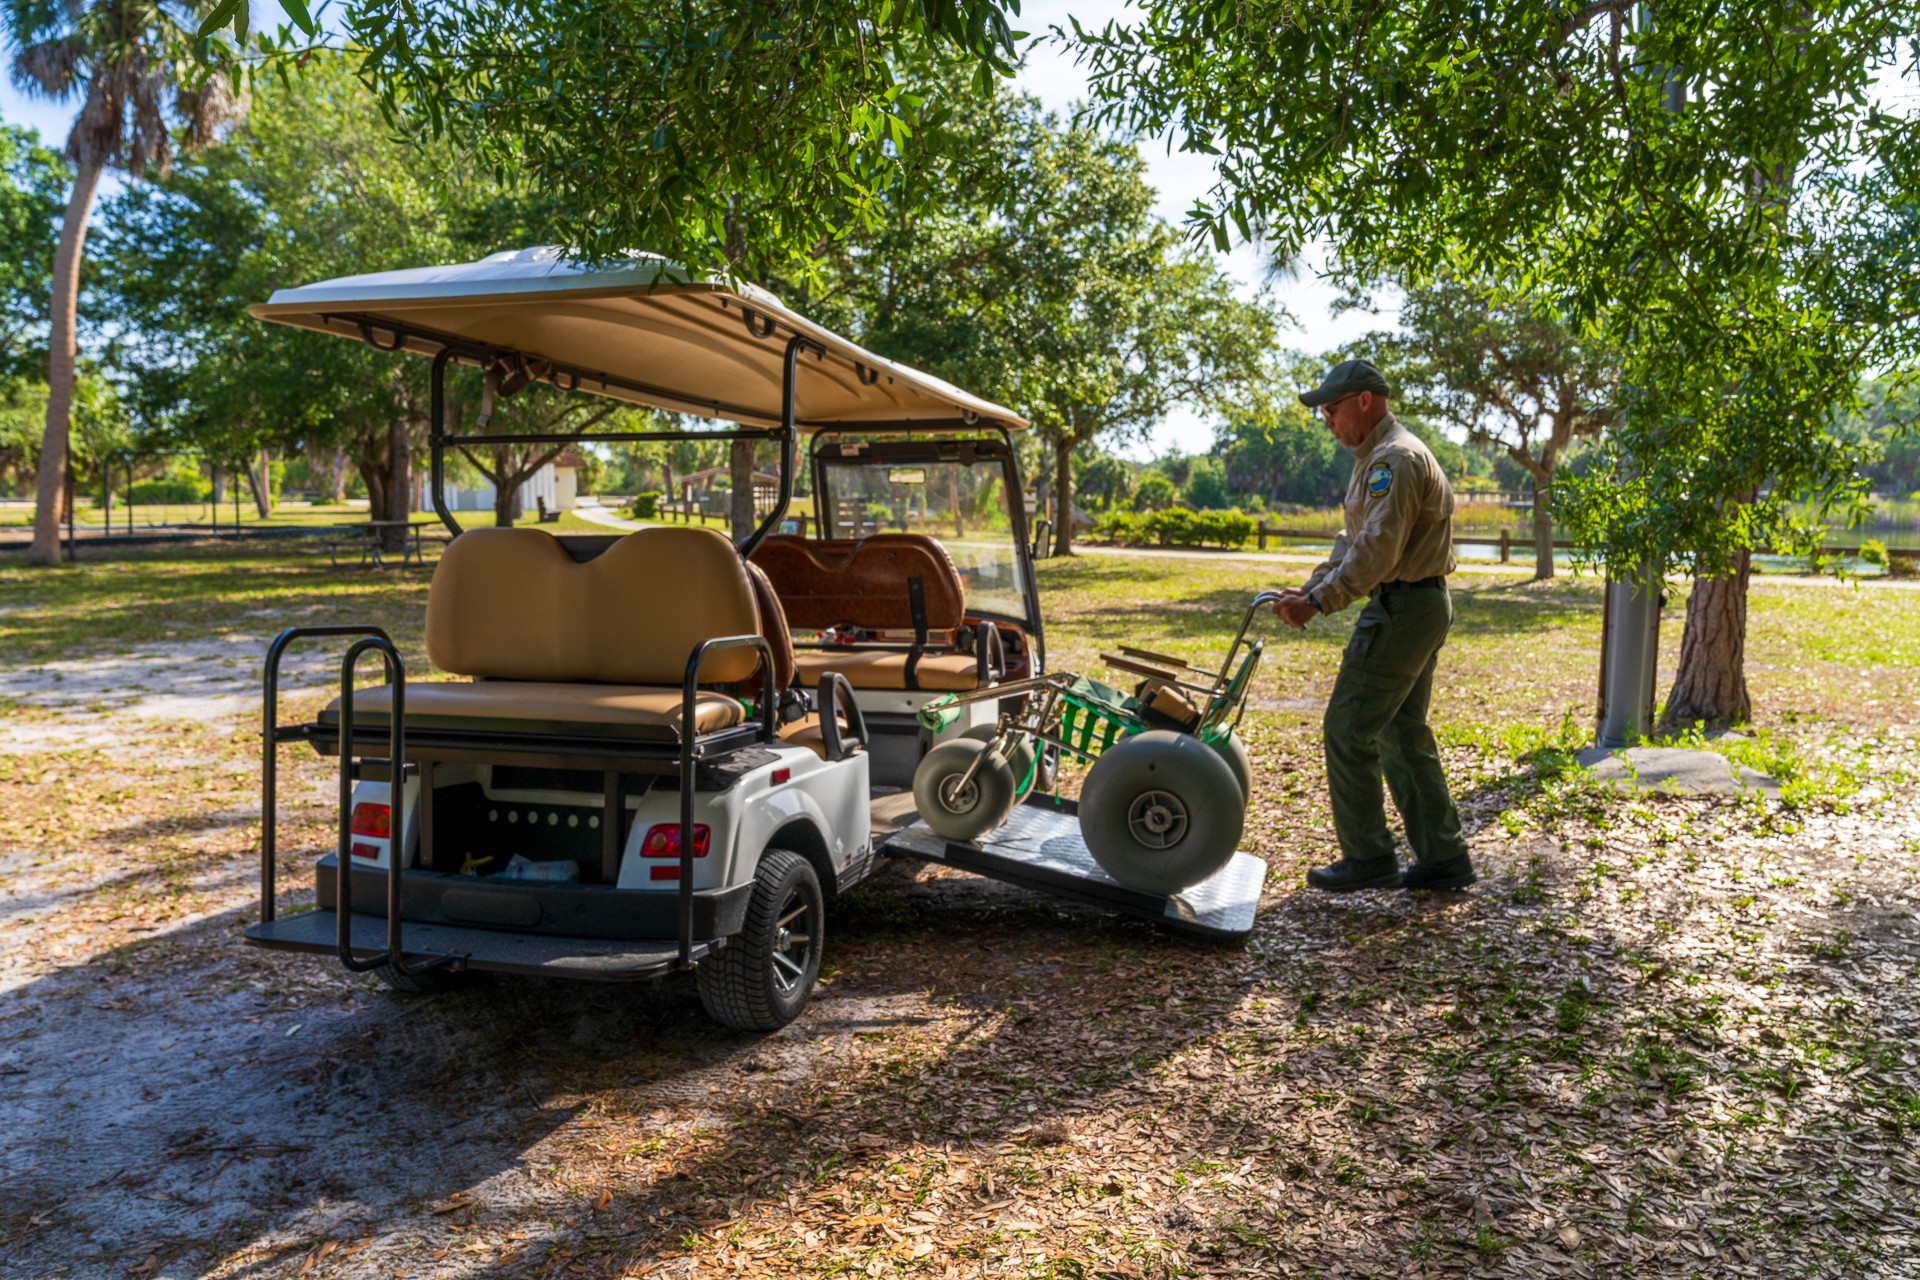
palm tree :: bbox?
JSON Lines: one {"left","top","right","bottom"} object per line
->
{"left": 6, "top": 0, "right": 236, "bottom": 564}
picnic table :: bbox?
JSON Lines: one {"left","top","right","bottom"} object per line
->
{"left": 328, "top": 520, "right": 430, "bottom": 568}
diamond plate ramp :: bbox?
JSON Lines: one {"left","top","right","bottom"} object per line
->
{"left": 880, "top": 796, "right": 1265, "bottom": 942}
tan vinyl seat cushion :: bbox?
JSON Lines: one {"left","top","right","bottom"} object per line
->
{"left": 773, "top": 712, "right": 857, "bottom": 760}
{"left": 427, "top": 526, "right": 763, "bottom": 685}
{"left": 791, "top": 649, "right": 983, "bottom": 692}
{"left": 323, "top": 682, "right": 746, "bottom": 738}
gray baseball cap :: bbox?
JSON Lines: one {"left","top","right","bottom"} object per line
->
{"left": 1298, "top": 358, "right": 1390, "bottom": 408}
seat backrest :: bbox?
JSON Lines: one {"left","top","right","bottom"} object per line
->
{"left": 749, "top": 533, "right": 966, "bottom": 633}
{"left": 426, "top": 527, "right": 762, "bottom": 684}
{"left": 742, "top": 560, "right": 795, "bottom": 696}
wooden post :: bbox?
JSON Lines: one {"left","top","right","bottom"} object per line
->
{"left": 1257, "top": 523, "right": 1269, "bottom": 551}
{"left": 1499, "top": 529, "right": 1510, "bottom": 564}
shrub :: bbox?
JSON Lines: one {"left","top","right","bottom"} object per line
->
{"left": 629, "top": 491, "right": 660, "bottom": 519}
{"left": 1858, "top": 539, "right": 1889, "bottom": 569}
{"left": 1143, "top": 508, "right": 1255, "bottom": 548}
{"left": 125, "top": 480, "right": 206, "bottom": 504}
{"left": 1093, "top": 510, "right": 1150, "bottom": 544}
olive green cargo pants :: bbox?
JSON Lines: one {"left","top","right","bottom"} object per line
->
{"left": 1323, "top": 581, "right": 1470, "bottom": 866}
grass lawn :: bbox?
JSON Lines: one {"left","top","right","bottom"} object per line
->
{"left": 0, "top": 542, "right": 1914, "bottom": 1278}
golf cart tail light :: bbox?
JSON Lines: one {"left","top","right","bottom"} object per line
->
{"left": 350, "top": 841, "right": 380, "bottom": 860}
{"left": 640, "top": 824, "right": 709, "bottom": 858}
{"left": 650, "top": 865, "right": 681, "bottom": 881}
{"left": 350, "top": 802, "right": 391, "bottom": 838}
{"left": 772, "top": 768, "right": 791, "bottom": 784}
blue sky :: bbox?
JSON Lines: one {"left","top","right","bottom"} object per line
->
{"left": 0, "top": 2, "right": 1383, "bottom": 459}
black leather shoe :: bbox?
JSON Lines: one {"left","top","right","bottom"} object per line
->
{"left": 1400, "top": 855, "right": 1476, "bottom": 891}
{"left": 1306, "top": 857, "right": 1402, "bottom": 892}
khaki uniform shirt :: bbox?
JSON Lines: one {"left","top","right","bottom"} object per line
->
{"left": 1303, "top": 413, "right": 1457, "bottom": 615}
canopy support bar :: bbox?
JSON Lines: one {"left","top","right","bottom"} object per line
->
{"left": 736, "top": 336, "right": 801, "bottom": 559}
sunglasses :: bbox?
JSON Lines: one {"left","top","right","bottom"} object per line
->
{"left": 1317, "top": 392, "right": 1364, "bottom": 417}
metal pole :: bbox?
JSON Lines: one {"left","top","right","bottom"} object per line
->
{"left": 429, "top": 347, "right": 464, "bottom": 538}
{"left": 1596, "top": 571, "right": 1662, "bottom": 748}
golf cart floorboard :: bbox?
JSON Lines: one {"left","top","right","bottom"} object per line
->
{"left": 243, "top": 910, "right": 715, "bottom": 981}
{"left": 879, "top": 796, "right": 1266, "bottom": 943}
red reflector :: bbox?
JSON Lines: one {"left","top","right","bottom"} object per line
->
{"left": 350, "top": 841, "right": 381, "bottom": 860}
{"left": 772, "top": 768, "right": 791, "bottom": 784}
{"left": 350, "top": 802, "right": 390, "bottom": 838}
{"left": 640, "top": 824, "right": 710, "bottom": 858}
{"left": 650, "top": 865, "right": 681, "bottom": 881}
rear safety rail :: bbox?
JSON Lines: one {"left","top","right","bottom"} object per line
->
{"left": 260, "top": 624, "right": 454, "bottom": 982}
{"left": 262, "top": 626, "right": 791, "bottom": 979}
{"left": 678, "top": 634, "right": 776, "bottom": 967}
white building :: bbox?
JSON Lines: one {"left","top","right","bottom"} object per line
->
{"left": 419, "top": 451, "right": 585, "bottom": 515}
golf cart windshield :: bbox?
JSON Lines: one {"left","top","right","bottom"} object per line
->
{"left": 812, "top": 436, "right": 1035, "bottom": 627}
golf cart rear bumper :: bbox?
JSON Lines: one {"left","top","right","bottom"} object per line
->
{"left": 314, "top": 856, "right": 753, "bottom": 942}
{"left": 243, "top": 909, "right": 718, "bottom": 982}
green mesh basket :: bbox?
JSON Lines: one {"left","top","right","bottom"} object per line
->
{"left": 1057, "top": 676, "right": 1140, "bottom": 760}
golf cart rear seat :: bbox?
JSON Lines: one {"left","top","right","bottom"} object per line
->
{"left": 321, "top": 526, "right": 788, "bottom": 738}
{"left": 749, "top": 534, "right": 1001, "bottom": 692}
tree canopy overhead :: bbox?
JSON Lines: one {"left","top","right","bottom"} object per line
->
{"left": 327, "top": 0, "right": 1027, "bottom": 281}
{"left": 1073, "top": 2, "right": 1915, "bottom": 305}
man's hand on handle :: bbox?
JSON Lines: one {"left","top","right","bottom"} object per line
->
{"left": 1272, "top": 588, "right": 1320, "bottom": 630}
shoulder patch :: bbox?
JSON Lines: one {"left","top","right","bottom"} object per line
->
{"left": 1366, "top": 462, "right": 1394, "bottom": 496}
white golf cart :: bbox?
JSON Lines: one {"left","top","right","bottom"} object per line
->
{"left": 243, "top": 248, "right": 1263, "bottom": 1033}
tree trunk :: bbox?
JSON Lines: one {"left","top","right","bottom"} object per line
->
{"left": 950, "top": 468, "right": 964, "bottom": 537}
{"left": 1052, "top": 435, "right": 1075, "bottom": 556}
{"left": 210, "top": 466, "right": 226, "bottom": 505}
{"left": 329, "top": 448, "right": 347, "bottom": 504}
{"left": 1660, "top": 550, "right": 1753, "bottom": 731}
{"left": 385, "top": 416, "right": 411, "bottom": 551}
{"left": 29, "top": 158, "right": 104, "bottom": 565}
{"left": 357, "top": 458, "right": 389, "bottom": 534}
{"left": 493, "top": 477, "right": 516, "bottom": 527}
{"left": 1532, "top": 475, "right": 1555, "bottom": 580}
{"left": 730, "top": 438, "right": 756, "bottom": 542}
{"left": 247, "top": 451, "right": 274, "bottom": 519}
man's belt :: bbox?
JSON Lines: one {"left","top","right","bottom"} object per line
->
{"left": 1372, "top": 575, "right": 1446, "bottom": 594}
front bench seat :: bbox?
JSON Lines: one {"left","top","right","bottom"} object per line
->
{"left": 750, "top": 533, "right": 995, "bottom": 692}
{"left": 324, "top": 526, "right": 767, "bottom": 738}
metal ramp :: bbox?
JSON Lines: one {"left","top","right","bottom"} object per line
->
{"left": 879, "top": 795, "right": 1266, "bottom": 943}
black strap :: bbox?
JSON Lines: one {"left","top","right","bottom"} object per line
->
{"left": 904, "top": 576, "right": 928, "bottom": 689}
{"left": 907, "top": 576, "right": 929, "bottom": 645}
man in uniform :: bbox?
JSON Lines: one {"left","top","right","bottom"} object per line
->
{"left": 1272, "top": 359, "right": 1475, "bottom": 892}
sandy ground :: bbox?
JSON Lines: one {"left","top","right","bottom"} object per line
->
{"left": 2, "top": 633, "right": 1917, "bottom": 1280}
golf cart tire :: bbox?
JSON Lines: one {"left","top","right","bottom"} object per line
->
{"left": 697, "top": 849, "right": 824, "bottom": 1032}
{"left": 374, "top": 961, "right": 474, "bottom": 996}
{"left": 1210, "top": 730, "right": 1253, "bottom": 804}
{"left": 1081, "top": 731, "right": 1245, "bottom": 895}
{"left": 913, "top": 739, "right": 1018, "bottom": 841}
{"left": 962, "top": 726, "right": 1038, "bottom": 799}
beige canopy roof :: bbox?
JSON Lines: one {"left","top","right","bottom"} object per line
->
{"left": 249, "top": 247, "right": 1027, "bottom": 433}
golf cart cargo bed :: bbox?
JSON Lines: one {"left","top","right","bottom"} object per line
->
{"left": 244, "top": 909, "right": 719, "bottom": 981}
{"left": 880, "top": 796, "right": 1266, "bottom": 943}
